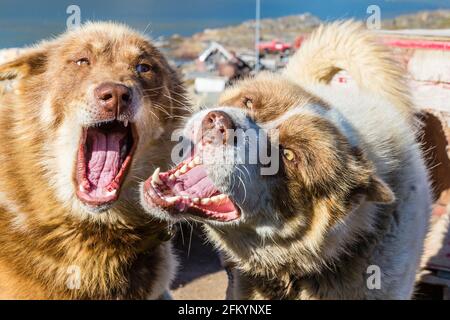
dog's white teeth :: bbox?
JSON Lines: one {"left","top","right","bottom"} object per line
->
{"left": 211, "top": 195, "right": 226, "bottom": 203}
{"left": 200, "top": 198, "right": 211, "bottom": 205}
{"left": 194, "top": 156, "right": 201, "bottom": 165}
{"left": 192, "top": 198, "right": 200, "bottom": 204}
{"left": 174, "top": 170, "right": 181, "bottom": 178}
{"left": 168, "top": 174, "right": 176, "bottom": 181}
{"left": 151, "top": 167, "right": 162, "bottom": 185}
{"left": 180, "top": 164, "right": 188, "bottom": 174}
{"left": 106, "top": 189, "right": 117, "bottom": 197}
{"left": 165, "top": 196, "right": 180, "bottom": 204}
{"left": 217, "top": 194, "right": 227, "bottom": 200}
{"left": 182, "top": 195, "right": 190, "bottom": 200}
{"left": 124, "top": 120, "right": 129, "bottom": 127}
{"left": 188, "top": 160, "right": 195, "bottom": 168}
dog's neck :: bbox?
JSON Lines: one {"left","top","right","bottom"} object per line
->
{"left": 0, "top": 204, "right": 172, "bottom": 299}
{"left": 206, "top": 203, "right": 395, "bottom": 299}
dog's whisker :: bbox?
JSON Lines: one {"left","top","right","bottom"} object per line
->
{"left": 178, "top": 221, "right": 185, "bottom": 246}
{"left": 235, "top": 167, "right": 247, "bottom": 204}
{"left": 146, "top": 109, "right": 161, "bottom": 121}
{"left": 187, "top": 221, "right": 194, "bottom": 258}
{"left": 142, "top": 86, "right": 165, "bottom": 92}
{"left": 162, "top": 93, "right": 192, "bottom": 111}
{"left": 151, "top": 104, "right": 172, "bottom": 118}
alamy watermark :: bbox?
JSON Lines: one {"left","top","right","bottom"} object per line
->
{"left": 366, "top": 265, "right": 381, "bottom": 290}
{"left": 366, "top": 5, "right": 381, "bottom": 30}
{"left": 66, "top": 4, "right": 81, "bottom": 30}
{"left": 66, "top": 265, "right": 81, "bottom": 290}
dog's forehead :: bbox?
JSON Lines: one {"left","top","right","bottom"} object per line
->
{"left": 262, "top": 104, "right": 328, "bottom": 128}
{"left": 220, "top": 76, "right": 329, "bottom": 125}
{"left": 221, "top": 74, "right": 296, "bottom": 102}
{"left": 86, "top": 38, "right": 150, "bottom": 58}
{"left": 58, "top": 26, "right": 154, "bottom": 60}
{"left": 89, "top": 39, "right": 140, "bottom": 53}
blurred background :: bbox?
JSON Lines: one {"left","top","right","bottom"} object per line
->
{"left": 0, "top": 0, "right": 449, "bottom": 48}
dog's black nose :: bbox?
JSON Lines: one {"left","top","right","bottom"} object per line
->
{"left": 201, "top": 111, "right": 235, "bottom": 144}
{"left": 95, "top": 82, "right": 132, "bottom": 116}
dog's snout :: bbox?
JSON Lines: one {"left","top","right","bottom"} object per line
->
{"left": 95, "top": 82, "right": 132, "bottom": 116}
{"left": 201, "top": 111, "right": 235, "bottom": 144}
{"left": 202, "top": 111, "right": 235, "bottom": 132}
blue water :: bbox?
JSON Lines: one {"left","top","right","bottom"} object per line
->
{"left": 0, "top": 0, "right": 449, "bottom": 48}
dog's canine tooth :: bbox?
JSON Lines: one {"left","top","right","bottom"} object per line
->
{"left": 165, "top": 196, "right": 180, "bottom": 203}
{"left": 105, "top": 189, "right": 117, "bottom": 197}
{"left": 180, "top": 164, "right": 188, "bottom": 174}
{"left": 200, "top": 198, "right": 211, "bottom": 205}
{"left": 124, "top": 120, "right": 129, "bottom": 127}
{"left": 152, "top": 167, "right": 162, "bottom": 184}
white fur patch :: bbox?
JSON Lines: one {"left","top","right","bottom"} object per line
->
{"left": 10, "top": 212, "right": 28, "bottom": 232}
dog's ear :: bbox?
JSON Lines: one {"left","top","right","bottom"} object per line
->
{"left": 366, "top": 175, "right": 395, "bottom": 204}
{"left": 351, "top": 147, "right": 395, "bottom": 204}
{"left": 0, "top": 48, "right": 48, "bottom": 81}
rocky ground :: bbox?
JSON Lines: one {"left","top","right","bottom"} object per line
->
{"left": 164, "top": 13, "right": 321, "bottom": 60}
{"left": 162, "top": 10, "right": 450, "bottom": 61}
{"left": 384, "top": 9, "right": 450, "bottom": 30}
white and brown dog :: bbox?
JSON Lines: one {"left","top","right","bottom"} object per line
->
{"left": 140, "top": 21, "right": 431, "bottom": 299}
{"left": 0, "top": 22, "right": 188, "bottom": 299}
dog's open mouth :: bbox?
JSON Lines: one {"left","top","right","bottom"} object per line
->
{"left": 76, "top": 120, "right": 137, "bottom": 207}
{"left": 143, "top": 155, "right": 240, "bottom": 222}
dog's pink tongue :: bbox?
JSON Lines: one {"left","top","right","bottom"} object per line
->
{"left": 86, "top": 129, "right": 126, "bottom": 196}
{"left": 172, "top": 165, "right": 218, "bottom": 198}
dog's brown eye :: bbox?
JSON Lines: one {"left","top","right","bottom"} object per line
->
{"left": 75, "top": 58, "right": 90, "bottom": 66}
{"left": 243, "top": 97, "right": 253, "bottom": 109}
{"left": 282, "top": 149, "right": 295, "bottom": 161}
{"left": 136, "top": 63, "right": 151, "bottom": 73}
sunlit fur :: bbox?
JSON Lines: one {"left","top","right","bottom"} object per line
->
{"left": 0, "top": 22, "right": 189, "bottom": 299}
{"left": 152, "top": 21, "right": 431, "bottom": 299}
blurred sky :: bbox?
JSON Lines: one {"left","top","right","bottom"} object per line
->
{"left": 0, "top": 0, "right": 449, "bottom": 47}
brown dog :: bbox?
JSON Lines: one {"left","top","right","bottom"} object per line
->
{"left": 140, "top": 21, "right": 430, "bottom": 299}
{"left": 0, "top": 22, "right": 188, "bottom": 299}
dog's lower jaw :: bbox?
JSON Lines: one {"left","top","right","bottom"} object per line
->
{"left": 79, "top": 201, "right": 114, "bottom": 214}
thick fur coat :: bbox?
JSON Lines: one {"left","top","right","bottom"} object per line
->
{"left": 0, "top": 22, "right": 188, "bottom": 299}
{"left": 140, "top": 21, "right": 431, "bottom": 299}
